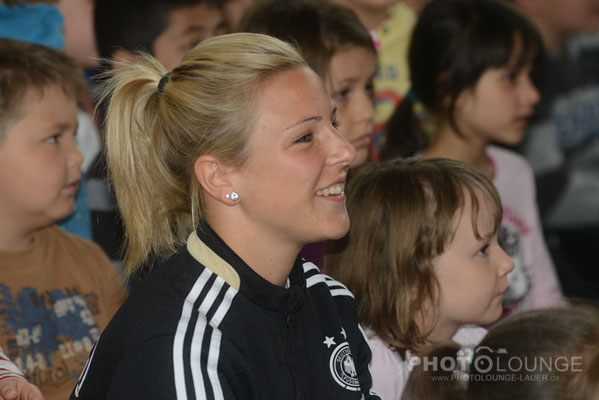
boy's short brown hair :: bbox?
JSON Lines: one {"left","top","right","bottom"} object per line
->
{"left": 0, "top": 38, "right": 85, "bottom": 138}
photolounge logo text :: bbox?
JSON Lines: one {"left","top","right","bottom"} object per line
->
{"left": 404, "top": 345, "right": 584, "bottom": 379}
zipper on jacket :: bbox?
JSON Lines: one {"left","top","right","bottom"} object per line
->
{"left": 282, "top": 314, "right": 300, "bottom": 400}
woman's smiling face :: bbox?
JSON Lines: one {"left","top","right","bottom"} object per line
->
{"left": 230, "top": 66, "right": 356, "bottom": 246}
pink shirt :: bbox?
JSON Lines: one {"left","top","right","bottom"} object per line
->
{"left": 488, "top": 145, "right": 564, "bottom": 313}
{"left": 367, "top": 325, "right": 487, "bottom": 400}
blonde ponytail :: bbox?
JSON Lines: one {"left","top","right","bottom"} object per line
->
{"left": 97, "top": 33, "right": 306, "bottom": 276}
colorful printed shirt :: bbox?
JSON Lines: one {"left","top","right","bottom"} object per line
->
{"left": 0, "top": 225, "right": 125, "bottom": 400}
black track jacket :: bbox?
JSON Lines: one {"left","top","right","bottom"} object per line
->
{"left": 71, "top": 221, "right": 381, "bottom": 400}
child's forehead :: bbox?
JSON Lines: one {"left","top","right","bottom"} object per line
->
{"left": 462, "top": 190, "right": 500, "bottom": 232}
{"left": 6, "top": 84, "right": 78, "bottom": 131}
{"left": 21, "top": 83, "right": 77, "bottom": 111}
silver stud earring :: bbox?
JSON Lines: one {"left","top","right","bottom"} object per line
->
{"left": 225, "top": 191, "right": 239, "bottom": 201}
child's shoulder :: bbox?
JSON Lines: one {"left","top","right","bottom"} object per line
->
{"left": 488, "top": 145, "right": 535, "bottom": 184}
{"left": 487, "top": 145, "right": 531, "bottom": 169}
{"left": 39, "top": 224, "right": 112, "bottom": 264}
{"left": 452, "top": 325, "right": 487, "bottom": 346}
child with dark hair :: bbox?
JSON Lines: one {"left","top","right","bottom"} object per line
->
{"left": 325, "top": 157, "right": 515, "bottom": 399}
{"left": 94, "top": 0, "right": 227, "bottom": 71}
{"left": 383, "top": 0, "right": 564, "bottom": 315}
{"left": 403, "top": 305, "right": 599, "bottom": 400}
{"left": 0, "top": 38, "right": 125, "bottom": 400}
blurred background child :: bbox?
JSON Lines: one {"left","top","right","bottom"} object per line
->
{"left": 325, "top": 157, "right": 515, "bottom": 399}
{"left": 333, "top": 0, "right": 431, "bottom": 159}
{"left": 241, "top": 0, "right": 377, "bottom": 266}
{"left": 403, "top": 305, "right": 599, "bottom": 400}
{"left": 504, "top": 0, "right": 599, "bottom": 301}
{"left": 383, "top": 0, "right": 564, "bottom": 315}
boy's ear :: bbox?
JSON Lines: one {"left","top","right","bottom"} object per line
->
{"left": 193, "top": 155, "right": 237, "bottom": 205}
{"left": 110, "top": 48, "right": 138, "bottom": 70}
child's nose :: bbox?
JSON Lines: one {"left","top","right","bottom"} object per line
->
{"left": 523, "top": 76, "right": 540, "bottom": 106}
{"left": 498, "top": 247, "right": 515, "bottom": 277}
{"left": 68, "top": 139, "right": 84, "bottom": 170}
{"left": 357, "top": 91, "right": 374, "bottom": 123}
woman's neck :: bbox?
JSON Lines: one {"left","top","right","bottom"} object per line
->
{"left": 424, "top": 124, "right": 494, "bottom": 180}
{"left": 207, "top": 216, "right": 299, "bottom": 287}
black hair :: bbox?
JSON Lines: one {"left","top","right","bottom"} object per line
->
{"left": 381, "top": 0, "right": 542, "bottom": 160}
{"left": 240, "top": 0, "right": 375, "bottom": 81}
{"left": 94, "top": 0, "right": 222, "bottom": 62}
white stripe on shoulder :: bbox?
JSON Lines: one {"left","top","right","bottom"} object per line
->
{"left": 305, "top": 270, "right": 355, "bottom": 299}
{"left": 302, "top": 261, "right": 320, "bottom": 274}
{"left": 174, "top": 265, "right": 237, "bottom": 400}
{"left": 198, "top": 286, "right": 236, "bottom": 400}
{"left": 189, "top": 274, "right": 226, "bottom": 399}
{"left": 174, "top": 268, "right": 214, "bottom": 400}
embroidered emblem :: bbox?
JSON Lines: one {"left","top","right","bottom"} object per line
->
{"left": 329, "top": 342, "right": 360, "bottom": 391}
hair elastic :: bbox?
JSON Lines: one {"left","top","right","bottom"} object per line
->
{"left": 158, "top": 72, "right": 171, "bottom": 93}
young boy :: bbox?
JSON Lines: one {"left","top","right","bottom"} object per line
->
{"left": 89, "top": 0, "right": 227, "bottom": 266}
{"left": 94, "top": 0, "right": 227, "bottom": 70}
{"left": 0, "top": 38, "right": 125, "bottom": 400}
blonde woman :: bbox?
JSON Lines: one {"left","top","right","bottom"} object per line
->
{"left": 70, "top": 33, "right": 380, "bottom": 400}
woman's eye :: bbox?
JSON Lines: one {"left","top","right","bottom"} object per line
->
{"left": 332, "top": 118, "right": 341, "bottom": 129}
{"left": 295, "top": 132, "right": 313, "bottom": 143}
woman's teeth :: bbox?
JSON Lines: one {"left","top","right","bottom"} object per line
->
{"left": 317, "top": 184, "right": 344, "bottom": 197}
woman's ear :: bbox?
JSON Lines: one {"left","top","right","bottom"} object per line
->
{"left": 193, "top": 155, "right": 238, "bottom": 205}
